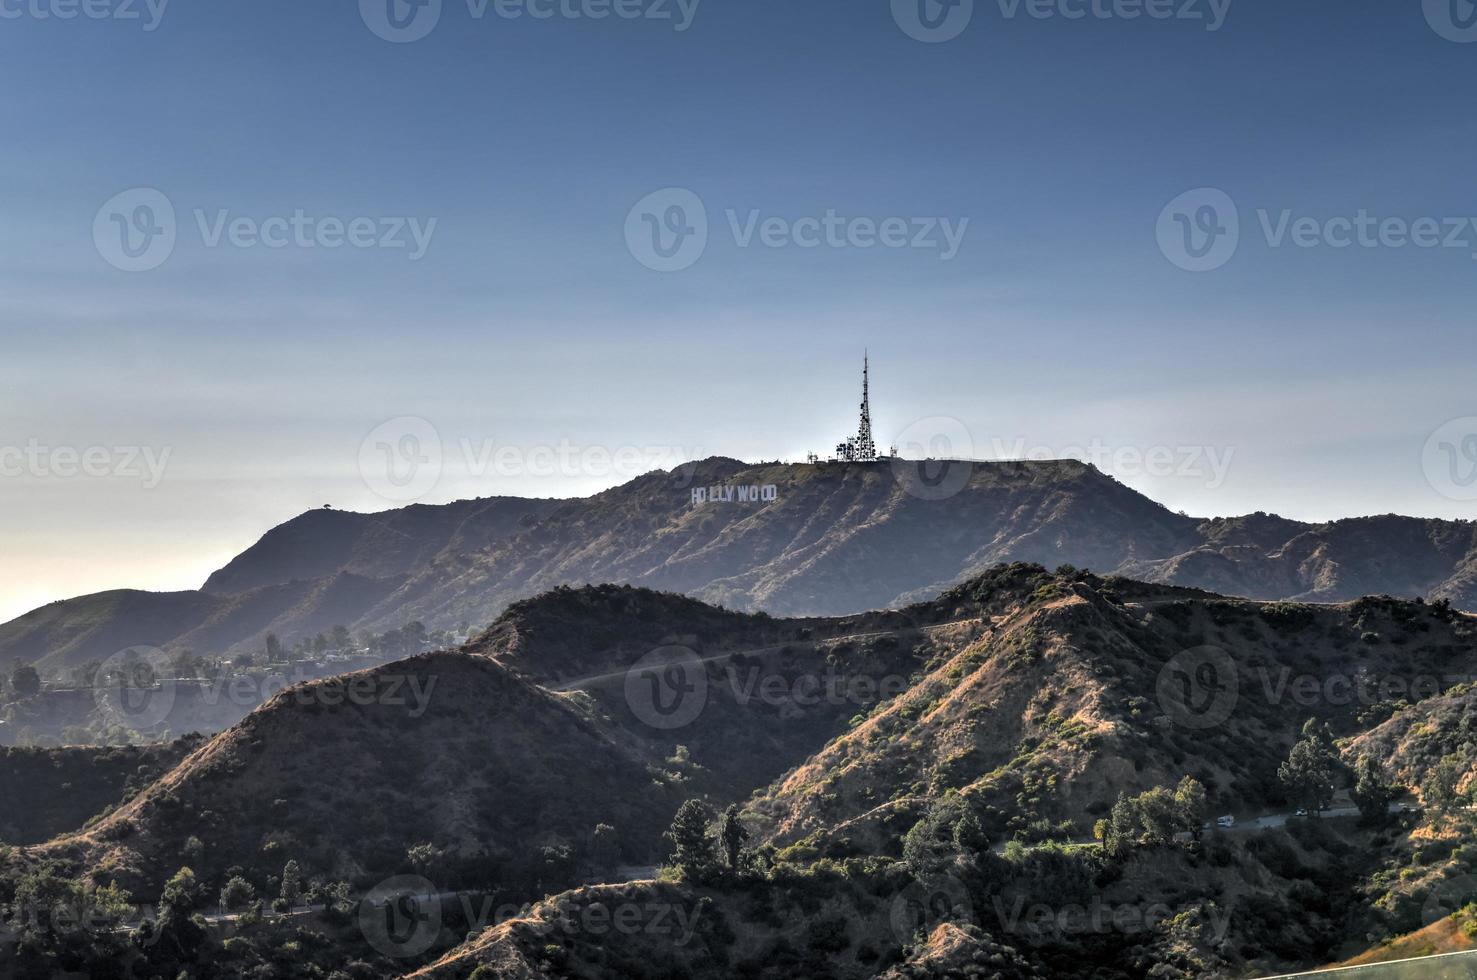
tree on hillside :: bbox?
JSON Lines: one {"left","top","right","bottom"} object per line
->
{"left": 1353, "top": 756, "right": 1399, "bottom": 825}
{"left": 1423, "top": 753, "right": 1470, "bottom": 813}
{"left": 1136, "top": 786, "right": 1180, "bottom": 843}
{"left": 902, "top": 802, "right": 968, "bottom": 875}
{"left": 952, "top": 812, "right": 989, "bottom": 854}
{"left": 219, "top": 876, "right": 256, "bottom": 913}
{"left": 10, "top": 663, "right": 40, "bottom": 699}
{"left": 1105, "top": 792, "right": 1141, "bottom": 858}
{"left": 161, "top": 867, "right": 202, "bottom": 915}
{"left": 589, "top": 824, "right": 620, "bottom": 878}
{"left": 1279, "top": 721, "right": 1340, "bottom": 816}
{"left": 1174, "top": 777, "right": 1209, "bottom": 839}
{"left": 155, "top": 867, "right": 206, "bottom": 965}
{"left": 264, "top": 633, "right": 284, "bottom": 663}
{"left": 665, "top": 800, "right": 717, "bottom": 880}
{"left": 719, "top": 804, "right": 750, "bottom": 871}
{"left": 278, "top": 860, "right": 302, "bottom": 910}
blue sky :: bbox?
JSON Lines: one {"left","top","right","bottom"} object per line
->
{"left": 1, "top": 0, "right": 1475, "bottom": 622}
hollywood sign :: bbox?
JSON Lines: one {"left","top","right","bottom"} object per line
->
{"left": 691, "top": 484, "right": 779, "bottom": 506}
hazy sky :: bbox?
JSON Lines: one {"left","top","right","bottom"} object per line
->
{"left": 2, "top": 0, "right": 1475, "bottom": 624}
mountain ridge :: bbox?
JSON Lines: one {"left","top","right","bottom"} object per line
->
{"left": 6, "top": 457, "right": 1477, "bottom": 672}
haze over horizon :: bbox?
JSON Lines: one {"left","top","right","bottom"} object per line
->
{"left": 4, "top": 0, "right": 1475, "bottom": 624}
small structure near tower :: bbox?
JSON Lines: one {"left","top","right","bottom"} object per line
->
{"left": 812, "top": 352, "right": 898, "bottom": 463}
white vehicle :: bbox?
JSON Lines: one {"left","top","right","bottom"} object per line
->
{"left": 1216, "top": 815, "right": 1235, "bottom": 829}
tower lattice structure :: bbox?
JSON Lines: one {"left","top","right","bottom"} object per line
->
{"left": 835, "top": 352, "right": 879, "bottom": 463}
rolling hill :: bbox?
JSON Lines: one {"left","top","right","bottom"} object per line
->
{"left": 9, "top": 568, "right": 1477, "bottom": 979}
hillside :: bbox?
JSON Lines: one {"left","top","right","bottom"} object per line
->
{"left": 747, "top": 578, "right": 1477, "bottom": 853}
{"left": 9, "top": 570, "right": 1477, "bottom": 979}
{"left": 8, "top": 458, "right": 1477, "bottom": 673}
{"left": 0, "top": 739, "right": 197, "bottom": 845}
{"left": 202, "top": 496, "right": 555, "bottom": 594}
{"left": 23, "top": 651, "right": 686, "bottom": 902}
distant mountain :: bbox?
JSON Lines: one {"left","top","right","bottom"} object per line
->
{"left": 202, "top": 496, "right": 556, "bottom": 595}
{"left": 6, "top": 457, "right": 1477, "bottom": 672}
